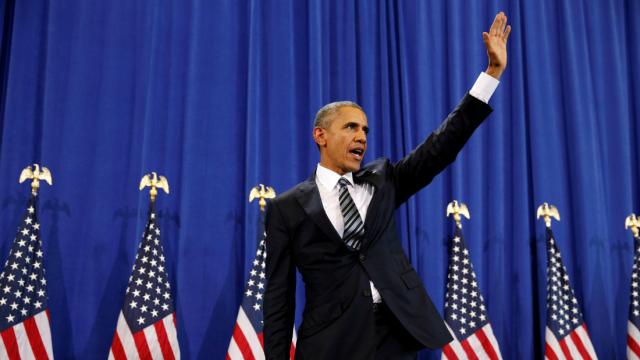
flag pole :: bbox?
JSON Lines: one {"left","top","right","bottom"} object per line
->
{"left": 139, "top": 172, "right": 170, "bottom": 202}
{"left": 2, "top": 164, "right": 56, "bottom": 358}
{"left": 538, "top": 202, "right": 598, "bottom": 358}
{"left": 227, "top": 184, "right": 297, "bottom": 359}
{"left": 446, "top": 200, "right": 470, "bottom": 228}
{"left": 249, "top": 184, "right": 276, "bottom": 211}
{"left": 18, "top": 163, "right": 53, "bottom": 196}
{"left": 536, "top": 202, "right": 561, "bottom": 228}
{"left": 626, "top": 213, "right": 640, "bottom": 239}
{"left": 109, "top": 172, "right": 180, "bottom": 358}
{"left": 441, "top": 200, "right": 504, "bottom": 358}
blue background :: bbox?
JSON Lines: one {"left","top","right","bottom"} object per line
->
{"left": 0, "top": 0, "right": 639, "bottom": 358}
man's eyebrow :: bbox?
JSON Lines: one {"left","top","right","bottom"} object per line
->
{"left": 342, "top": 121, "right": 367, "bottom": 127}
{"left": 342, "top": 122, "right": 370, "bottom": 134}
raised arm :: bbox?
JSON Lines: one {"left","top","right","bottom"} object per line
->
{"left": 392, "top": 12, "right": 511, "bottom": 205}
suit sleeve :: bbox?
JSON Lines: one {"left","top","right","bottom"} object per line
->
{"left": 263, "top": 200, "right": 296, "bottom": 359}
{"left": 392, "top": 94, "right": 493, "bottom": 206}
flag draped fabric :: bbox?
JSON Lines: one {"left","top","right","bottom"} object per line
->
{"left": 544, "top": 227, "right": 597, "bottom": 360}
{"left": 109, "top": 204, "right": 180, "bottom": 360}
{"left": 227, "top": 211, "right": 296, "bottom": 360}
{"left": 0, "top": 195, "right": 54, "bottom": 359}
{"left": 441, "top": 226, "right": 502, "bottom": 360}
{"left": 627, "top": 231, "right": 640, "bottom": 359}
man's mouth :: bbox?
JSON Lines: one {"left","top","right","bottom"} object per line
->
{"left": 349, "top": 148, "right": 364, "bottom": 160}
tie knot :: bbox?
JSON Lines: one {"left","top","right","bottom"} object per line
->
{"left": 338, "top": 177, "right": 350, "bottom": 188}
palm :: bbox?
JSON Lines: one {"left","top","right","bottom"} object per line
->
{"left": 483, "top": 12, "right": 511, "bottom": 78}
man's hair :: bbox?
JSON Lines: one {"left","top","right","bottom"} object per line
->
{"left": 313, "top": 101, "right": 364, "bottom": 129}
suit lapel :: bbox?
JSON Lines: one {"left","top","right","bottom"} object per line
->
{"left": 295, "top": 177, "right": 343, "bottom": 245}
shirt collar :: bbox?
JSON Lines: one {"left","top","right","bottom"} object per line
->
{"left": 316, "top": 163, "right": 354, "bottom": 190}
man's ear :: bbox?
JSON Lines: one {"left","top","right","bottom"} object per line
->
{"left": 313, "top": 127, "right": 326, "bottom": 147}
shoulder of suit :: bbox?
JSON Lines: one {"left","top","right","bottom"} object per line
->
{"left": 353, "top": 158, "right": 392, "bottom": 188}
{"left": 362, "top": 158, "right": 390, "bottom": 173}
{"left": 271, "top": 179, "right": 311, "bottom": 204}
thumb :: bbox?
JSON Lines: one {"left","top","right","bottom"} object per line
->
{"left": 482, "top": 32, "right": 490, "bottom": 44}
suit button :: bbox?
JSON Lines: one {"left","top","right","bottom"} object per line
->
{"left": 359, "top": 254, "right": 366, "bottom": 262}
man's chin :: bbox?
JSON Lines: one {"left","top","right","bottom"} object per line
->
{"left": 346, "top": 162, "right": 362, "bottom": 173}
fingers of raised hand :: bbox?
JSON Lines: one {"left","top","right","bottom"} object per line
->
{"left": 489, "top": 12, "right": 502, "bottom": 36}
{"left": 489, "top": 12, "right": 510, "bottom": 43}
{"left": 503, "top": 25, "right": 512, "bottom": 42}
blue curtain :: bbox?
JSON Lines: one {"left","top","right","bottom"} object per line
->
{"left": 0, "top": 0, "right": 638, "bottom": 358}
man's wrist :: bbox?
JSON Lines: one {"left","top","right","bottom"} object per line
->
{"left": 485, "top": 65, "right": 504, "bottom": 80}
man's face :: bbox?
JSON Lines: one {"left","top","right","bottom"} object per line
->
{"left": 314, "top": 106, "right": 369, "bottom": 175}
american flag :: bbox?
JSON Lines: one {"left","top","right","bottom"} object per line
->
{"left": 226, "top": 211, "right": 296, "bottom": 360}
{"left": 0, "top": 195, "right": 54, "bottom": 359}
{"left": 441, "top": 226, "right": 502, "bottom": 360}
{"left": 627, "top": 230, "right": 640, "bottom": 359}
{"left": 109, "top": 204, "right": 180, "bottom": 359}
{"left": 544, "top": 227, "right": 597, "bottom": 360}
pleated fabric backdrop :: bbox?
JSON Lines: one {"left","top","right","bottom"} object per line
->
{"left": 0, "top": 0, "right": 638, "bottom": 358}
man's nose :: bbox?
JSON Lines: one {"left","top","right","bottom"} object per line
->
{"left": 355, "top": 129, "right": 367, "bottom": 143}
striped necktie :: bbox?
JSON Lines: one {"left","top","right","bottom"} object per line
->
{"left": 338, "top": 177, "right": 364, "bottom": 250}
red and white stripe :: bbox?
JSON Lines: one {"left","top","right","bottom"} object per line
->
{"left": 109, "top": 311, "right": 180, "bottom": 360}
{"left": 545, "top": 324, "right": 597, "bottom": 360}
{"left": 629, "top": 321, "right": 640, "bottom": 359}
{"left": 441, "top": 323, "right": 502, "bottom": 360}
{"left": 227, "top": 308, "right": 264, "bottom": 360}
{"left": 226, "top": 308, "right": 296, "bottom": 360}
{"left": 0, "top": 310, "right": 54, "bottom": 360}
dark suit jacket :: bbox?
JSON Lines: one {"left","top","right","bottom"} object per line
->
{"left": 264, "top": 94, "right": 493, "bottom": 359}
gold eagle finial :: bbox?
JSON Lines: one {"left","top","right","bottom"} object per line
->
{"left": 139, "top": 172, "right": 170, "bottom": 202}
{"left": 249, "top": 184, "right": 276, "bottom": 211}
{"left": 19, "top": 164, "right": 53, "bottom": 196}
{"left": 536, "top": 202, "right": 560, "bottom": 228}
{"left": 446, "top": 200, "right": 470, "bottom": 228}
{"left": 626, "top": 213, "right": 640, "bottom": 239}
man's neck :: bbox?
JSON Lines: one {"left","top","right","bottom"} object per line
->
{"left": 317, "top": 161, "right": 346, "bottom": 176}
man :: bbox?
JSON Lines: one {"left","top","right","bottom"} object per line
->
{"left": 264, "top": 12, "right": 511, "bottom": 360}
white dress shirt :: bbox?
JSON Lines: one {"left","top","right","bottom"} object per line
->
{"left": 315, "top": 73, "right": 499, "bottom": 303}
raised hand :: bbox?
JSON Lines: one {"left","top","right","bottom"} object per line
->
{"left": 483, "top": 12, "right": 511, "bottom": 80}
